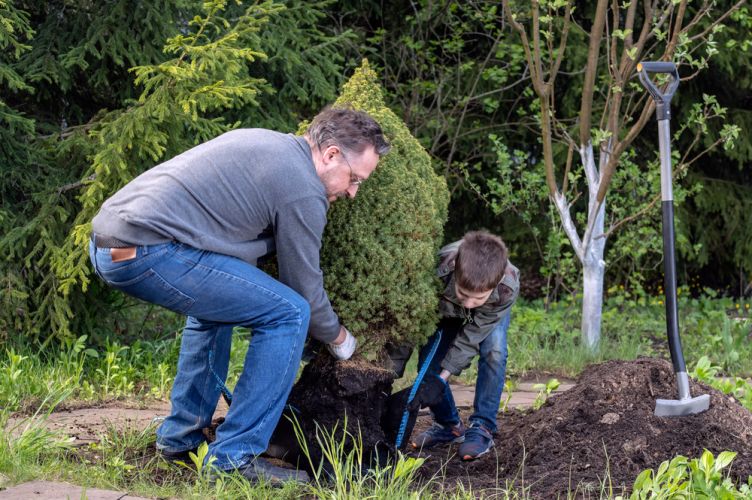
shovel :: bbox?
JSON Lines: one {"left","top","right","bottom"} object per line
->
{"left": 637, "top": 61, "right": 710, "bottom": 417}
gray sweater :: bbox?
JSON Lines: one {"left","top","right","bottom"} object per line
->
{"left": 92, "top": 129, "right": 340, "bottom": 343}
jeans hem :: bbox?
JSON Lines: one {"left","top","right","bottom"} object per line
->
{"left": 469, "top": 418, "right": 496, "bottom": 434}
{"left": 210, "top": 457, "right": 252, "bottom": 472}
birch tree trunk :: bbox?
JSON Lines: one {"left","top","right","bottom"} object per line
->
{"left": 553, "top": 141, "right": 607, "bottom": 349}
{"left": 581, "top": 208, "right": 606, "bottom": 349}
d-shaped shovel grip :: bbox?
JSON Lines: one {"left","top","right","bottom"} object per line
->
{"left": 637, "top": 61, "right": 680, "bottom": 121}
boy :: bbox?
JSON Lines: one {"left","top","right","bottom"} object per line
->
{"left": 410, "top": 230, "right": 519, "bottom": 460}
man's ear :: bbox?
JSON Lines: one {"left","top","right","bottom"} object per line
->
{"left": 320, "top": 145, "right": 339, "bottom": 167}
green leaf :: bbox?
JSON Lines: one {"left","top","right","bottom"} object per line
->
{"left": 714, "top": 451, "right": 737, "bottom": 470}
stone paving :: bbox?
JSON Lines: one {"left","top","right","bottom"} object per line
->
{"left": 0, "top": 481, "right": 149, "bottom": 500}
{"left": 450, "top": 379, "right": 575, "bottom": 410}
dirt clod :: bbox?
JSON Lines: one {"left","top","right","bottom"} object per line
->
{"left": 416, "top": 357, "right": 752, "bottom": 498}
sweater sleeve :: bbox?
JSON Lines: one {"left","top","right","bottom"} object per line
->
{"left": 274, "top": 196, "right": 340, "bottom": 343}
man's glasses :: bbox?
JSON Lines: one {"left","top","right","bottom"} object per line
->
{"left": 340, "top": 152, "right": 363, "bottom": 186}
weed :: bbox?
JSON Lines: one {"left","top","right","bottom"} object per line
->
{"left": 292, "top": 415, "right": 434, "bottom": 499}
{"left": 500, "top": 380, "right": 515, "bottom": 412}
{"left": 0, "top": 389, "right": 72, "bottom": 479}
{"left": 175, "top": 441, "right": 215, "bottom": 480}
{"left": 532, "top": 378, "right": 560, "bottom": 410}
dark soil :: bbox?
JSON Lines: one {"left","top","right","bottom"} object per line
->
{"left": 413, "top": 357, "right": 752, "bottom": 498}
{"left": 279, "top": 355, "right": 395, "bottom": 472}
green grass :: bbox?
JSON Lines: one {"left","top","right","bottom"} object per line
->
{"left": 0, "top": 329, "right": 253, "bottom": 413}
{"left": 500, "top": 291, "right": 752, "bottom": 380}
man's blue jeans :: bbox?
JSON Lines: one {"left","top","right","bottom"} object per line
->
{"left": 89, "top": 240, "right": 310, "bottom": 470}
{"left": 418, "top": 314, "right": 510, "bottom": 433}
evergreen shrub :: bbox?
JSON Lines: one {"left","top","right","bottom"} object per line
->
{"left": 315, "top": 60, "right": 450, "bottom": 361}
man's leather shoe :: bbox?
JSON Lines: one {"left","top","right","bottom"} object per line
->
{"left": 235, "top": 457, "right": 310, "bottom": 485}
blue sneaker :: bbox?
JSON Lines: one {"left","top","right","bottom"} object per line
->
{"left": 459, "top": 424, "right": 494, "bottom": 460}
{"left": 411, "top": 421, "right": 465, "bottom": 450}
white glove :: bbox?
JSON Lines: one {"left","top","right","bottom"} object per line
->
{"left": 327, "top": 327, "right": 357, "bottom": 361}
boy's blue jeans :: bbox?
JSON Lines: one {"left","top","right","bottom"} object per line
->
{"left": 418, "top": 314, "right": 510, "bottom": 433}
{"left": 89, "top": 240, "right": 310, "bottom": 470}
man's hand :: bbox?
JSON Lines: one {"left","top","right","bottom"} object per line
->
{"left": 326, "top": 325, "right": 357, "bottom": 360}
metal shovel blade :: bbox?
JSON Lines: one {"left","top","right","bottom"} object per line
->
{"left": 655, "top": 393, "right": 710, "bottom": 417}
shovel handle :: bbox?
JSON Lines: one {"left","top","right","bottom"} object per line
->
{"left": 637, "top": 61, "right": 679, "bottom": 121}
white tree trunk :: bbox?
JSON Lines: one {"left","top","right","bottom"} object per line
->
{"left": 553, "top": 141, "right": 608, "bottom": 349}
{"left": 580, "top": 141, "right": 608, "bottom": 349}
{"left": 581, "top": 204, "right": 606, "bottom": 349}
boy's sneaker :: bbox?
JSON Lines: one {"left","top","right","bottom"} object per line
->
{"left": 411, "top": 421, "right": 465, "bottom": 450}
{"left": 458, "top": 424, "right": 494, "bottom": 460}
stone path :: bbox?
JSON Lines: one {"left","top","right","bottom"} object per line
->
{"left": 0, "top": 481, "right": 148, "bottom": 500}
{"left": 450, "top": 378, "right": 575, "bottom": 410}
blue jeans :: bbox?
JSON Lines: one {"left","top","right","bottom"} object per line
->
{"left": 418, "top": 314, "right": 510, "bottom": 433}
{"left": 89, "top": 240, "right": 310, "bottom": 470}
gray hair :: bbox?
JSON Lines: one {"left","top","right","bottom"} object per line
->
{"left": 305, "top": 107, "right": 390, "bottom": 157}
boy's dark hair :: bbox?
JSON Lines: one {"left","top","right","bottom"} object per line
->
{"left": 455, "top": 230, "right": 508, "bottom": 292}
{"left": 306, "top": 106, "right": 391, "bottom": 157}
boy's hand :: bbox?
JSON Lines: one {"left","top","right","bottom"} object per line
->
{"left": 408, "top": 374, "right": 448, "bottom": 411}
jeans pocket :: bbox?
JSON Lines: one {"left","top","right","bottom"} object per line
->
{"left": 106, "top": 268, "right": 195, "bottom": 315}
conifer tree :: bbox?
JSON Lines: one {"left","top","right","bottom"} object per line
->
{"left": 317, "top": 60, "right": 450, "bottom": 360}
{"left": 0, "top": 0, "right": 36, "bottom": 340}
{"left": 1, "top": 1, "right": 282, "bottom": 343}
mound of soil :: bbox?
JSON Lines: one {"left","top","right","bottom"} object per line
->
{"left": 417, "top": 358, "right": 752, "bottom": 498}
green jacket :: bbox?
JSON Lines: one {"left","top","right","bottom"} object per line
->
{"left": 437, "top": 240, "right": 520, "bottom": 375}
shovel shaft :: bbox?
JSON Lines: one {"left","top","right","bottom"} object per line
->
{"left": 658, "top": 120, "right": 673, "bottom": 202}
{"left": 661, "top": 200, "right": 686, "bottom": 375}
{"left": 658, "top": 118, "right": 686, "bottom": 375}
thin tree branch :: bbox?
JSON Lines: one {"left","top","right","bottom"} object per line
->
{"left": 561, "top": 142, "right": 574, "bottom": 195}
{"left": 689, "top": 0, "right": 745, "bottom": 41}
{"left": 579, "top": 0, "right": 609, "bottom": 146}
{"left": 548, "top": 3, "right": 572, "bottom": 86}
{"left": 57, "top": 174, "right": 97, "bottom": 194}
